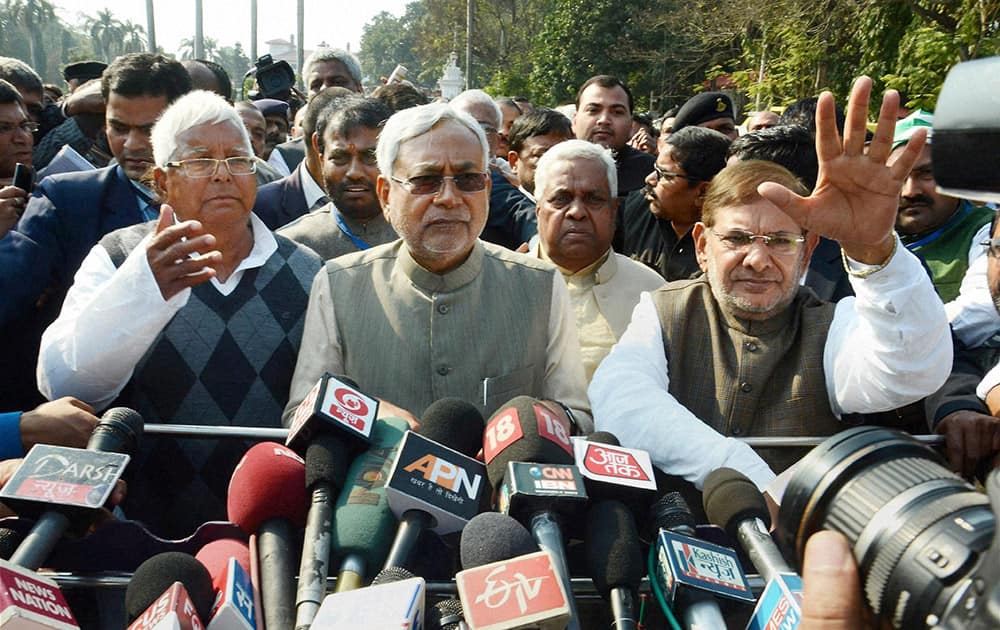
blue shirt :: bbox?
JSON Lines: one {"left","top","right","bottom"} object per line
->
{"left": 0, "top": 412, "right": 23, "bottom": 460}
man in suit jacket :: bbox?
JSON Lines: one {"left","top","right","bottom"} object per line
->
{"left": 0, "top": 53, "right": 191, "bottom": 409}
{"left": 252, "top": 86, "right": 354, "bottom": 229}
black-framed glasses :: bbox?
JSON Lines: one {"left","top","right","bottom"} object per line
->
{"left": 653, "top": 163, "right": 697, "bottom": 184}
{"left": 711, "top": 229, "right": 806, "bottom": 255}
{"left": 981, "top": 238, "right": 1000, "bottom": 258}
{"left": 390, "top": 173, "right": 489, "bottom": 196}
{"left": 164, "top": 157, "right": 257, "bottom": 178}
{"left": 0, "top": 120, "right": 39, "bottom": 135}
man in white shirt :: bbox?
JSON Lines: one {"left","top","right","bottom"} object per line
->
{"left": 590, "top": 77, "right": 952, "bottom": 491}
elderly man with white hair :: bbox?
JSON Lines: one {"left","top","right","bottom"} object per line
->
{"left": 283, "top": 102, "right": 591, "bottom": 431}
{"left": 529, "top": 139, "right": 664, "bottom": 383}
{"left": 38, "top": 90, "right": 322, "bottom": 537}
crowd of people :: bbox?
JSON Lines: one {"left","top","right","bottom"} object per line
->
{"left": 0, "top": 44, "right": 997, "bottom": 628}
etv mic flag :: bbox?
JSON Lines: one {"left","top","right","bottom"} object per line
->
{"left": 456, "top": 550, "right": 569, "bottom": 630}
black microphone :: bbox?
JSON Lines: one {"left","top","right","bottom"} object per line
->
{"left": 702, "top": 468, "right": 793, "bottom": 582}
{"left": 382, "top": 399, "right": 487, "bottom": 570}
{"left": 125, "top": 552, "right": 215, "bottom": 627}
{"left": 585, "top": 500, "right": 643, "bottom": 630}
{"left": 427, "top": 598, "right": 467, "bottom": 630}
{"left": 295, "top": 433, "right": 350, "bottom": 630}
{"left": 9, "top": 407, "right": 143, "bottom": 570}
{"left": 483, "top": 396, "right": 585, "bottom": 630}
{"left": 459, "top": 512, "right": 538, "bottom": 570}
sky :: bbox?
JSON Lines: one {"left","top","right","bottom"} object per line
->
{"left": 52, "top": 0, "right": 409, "bottom": 58}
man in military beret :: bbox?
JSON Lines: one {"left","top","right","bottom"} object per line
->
{"left": 672, "top": 91, "right": 738, "bottom": 140}
{"left": 62, "top": 61, "right": 106, "bottom": 93}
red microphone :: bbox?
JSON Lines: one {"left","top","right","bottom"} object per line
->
{"left": 227, "top": 443, "right": 307, "bottom": 630}
{"left": 195, "top": 540, "right": 256, "bottom": 630}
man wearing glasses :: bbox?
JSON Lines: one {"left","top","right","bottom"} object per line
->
{"left": 616, "top": 126, "right": 731, "bottom": 280}
{"left": 284, "top": 103, "right": 591, "bottom": 431}
{"left": 0, "top": 79, "right": 34, "bottom": 237}
{"left": 591, "top": 78, "right": 951, "bottom": 492}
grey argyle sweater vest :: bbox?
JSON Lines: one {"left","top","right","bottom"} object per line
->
{"left": 650, "top": 277, "right": 841, "bottom": 474}
{"left": 101, "top": 222, "right": 321, "bottom": 538}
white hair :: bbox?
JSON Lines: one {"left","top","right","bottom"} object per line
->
{"left": 152, "top": 90, "right": 251, "bottom": 166}
{"left": 534, "top": 139, "right": 617, "bottom": 199}
{"left": 449, "top": 89, "right": 502, "bottom": 128}
{"left": 303, "top": 47, "right": 362, "bottom": 88}
{"left": 376, "top": 103, "right": 489, "bottom": 179}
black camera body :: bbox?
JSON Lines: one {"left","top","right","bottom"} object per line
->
{"left": 250, "top": 54, "right": 296, "bottom": 100}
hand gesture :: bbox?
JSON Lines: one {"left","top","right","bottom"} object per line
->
{"left": 146, "top": 204, "right": 222, "bottom": 300}
{"left": 19, "top": 396, "right": 100, "bottom": 451}
{"left": 936, "top": 409, "right": 1000, "bottom": 479}
{"left": 0, "top": 185, "right": 27, "bottom": 239}
{"left": 759, "top": 76, "right": 926, "bottom": 264}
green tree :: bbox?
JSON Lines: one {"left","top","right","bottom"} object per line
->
{"left": 359, "top": 5, "right": 425, "bottom": 85}
{"left": 5, "top": 0, "right": 56, "bottom": 73}
{"left": 179, "top": 36, "right": 218, "bottom": 60}
{"left": 85, "top": 9, "right": 123, "bottom": 63}
{"left": 216, "top": 42, "right": 252, "bottom": 98}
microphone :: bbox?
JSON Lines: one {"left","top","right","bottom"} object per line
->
{"left": 459, "top": 512, "right": 538, "bottom": 570}
{"left": 6, "top": 407, "right": 143, "bottom": 570}
{"left": 294, "top": 433, "right": 350, "bottom": 630}
{"left": 383, "top": 400, "right": 487, "bottom": 570}
{"left": 427, "top": 598, "right": 468, "bottom": 630}
{"left": 331, "top": 417, "right": 409, "bottom": 591}
{"left": 483, "top": 396, "right": 585, "bottom": 630}
{"left": 0, "top": 558, "right": 79, "bottom": 628}
{"left": 227, "top": 443, "right": 307, "bottom": 630}
{"left": 285, "top": 373, "right": 378, "bottom": 453}
{"left": 195, "top": 539, "right": 255, "bottom": 630}
{"left": 703, "top": 468, "right": 802, "bottom": 630}
{"left": 651, "top": 492, "right": 754, "bottom": 629}
{"left": 311, "top": 571, "right": 425, "bottom": 628}
{"left": 702, "top": 468, "right": 792, "bottom": 583}
{"left": 585, "top": 501, "right": 643, "bottom": 630}
{"left": 125, "top": 552, "right": 214, "bottom": 629}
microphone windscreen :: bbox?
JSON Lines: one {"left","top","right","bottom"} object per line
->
{"left": 370, "top": 565, "right": 417, "bottom": 585}
{"left": 585, "top": 500, "right": 643, "bottom": 597}
{"left": 332, "top": 417, "right": 409, "bottom": 573}
{"left": 585, "top": 431, "right": 620, "bottom": 446}
{"left": 649, "top": 491, "right": 697, "bottom": 535}
{"left": 87, "top": 406, "right": 144, "bottom": 454}
{"left": 227, "top": 442, "right": 308, "bottom": 534}
{"left": 703, "top": 467, "right": 770, "bottom": 536}
{"left": 418, "top": 397, "right": 485, "bottom": 458}
{"left": 195, "top": 538, "right": 252, "bottom": 590}
{"left": 305, "top": 433, "right": 351, "bottom": 490}
{"left": 125, "top": 551, "right": 214, "bottom": 623}
{"left": 427, "top": 598, "right": 465, "bottom": 630}
{"left": 460, "top": 512, "right": 538, "bottom": 569}
{"left": 484, "top": 396, "right": 574, "bottom": 489}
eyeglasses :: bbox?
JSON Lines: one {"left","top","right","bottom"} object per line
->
{"left": 653, "top": 163, "right": 697, "bottom": 184}
{"left": 981, "top": 238, "right": 1000, "bottom": 258}
{"left": 390, "top": 173, "right": 489, "bottom": 196}
{"left": 164, "top": 157, "right": 257, "bottom": 178}
{"left": 0, "top": 120, "right": 39, "bottom": 135}
{"left": 711, "top": 229, "right": 806, "bottom": 256}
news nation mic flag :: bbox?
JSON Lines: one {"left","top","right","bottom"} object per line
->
{"left": 456, "top": 550, "right": 570, "bottom": 630}
{"left": 0, "top": 560, "right": 77, "bottom": 629}
{"left": 286, "top": 373, "right": 378, "bottom": 452}
{"left": 386, "top": 431, "right": 488, "bottom": 534}
{"left": 127, "top": 583, "right": 204, "bottom": 630}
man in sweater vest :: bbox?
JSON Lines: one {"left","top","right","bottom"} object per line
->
{"left": 284, "top": 102, "right": 591, "bottom": 432}
{"left": 590, "top": 77, "right": 952, "bottom": 492}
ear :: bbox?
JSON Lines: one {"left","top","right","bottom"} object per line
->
{"left": 153, "top": 167, "right": 168, "bottom": 200}
{"left": 693, "top": 180, "right": 710, "bottom": 210}
{"left": 310, "top": 131, "right": 321, "bottom": 158}
{"left": 507, "top": 150, "right": 519, "bottom": 171}
{"left": 693, "top": 221, "right": 710, "bottom": 273}
{"left": 376, "top": 174, "right": 392, "bottom": 223}
{"left": 800, "top": 231, "right": 821, "bottom": 268}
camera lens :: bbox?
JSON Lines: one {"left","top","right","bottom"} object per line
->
{"left": 777, "top": 426, "right": 994, "bottom": 628}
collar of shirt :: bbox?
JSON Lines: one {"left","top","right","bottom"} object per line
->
{"left": 398, "top": 239, "right": 485, "bottom": 293}
{"left": 534, "top": 242, "right": 614, "bottom": 285}
{"left": 124, "top": 170, "right": 160, "bottom": 222}
{"left": 517, "top": 185, "right": 536, "bottom": 203}
{"left": 210, "top": 212, "right": 278, "bottom": 295}
{"left": 300, "top": 165, "right": 328, "bottom": 210}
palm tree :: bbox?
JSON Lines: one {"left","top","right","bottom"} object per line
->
{"left": 7, "top": 0, "right": 56, "bottom": 72}
{"left": 119, "top": 20, "right": 147, "bottom": 55}
{"left": 179, "top": 36, "right": 218, "bottom": 60}
{"left": 86, "top": 9, "right": 123, "bottom": 63}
